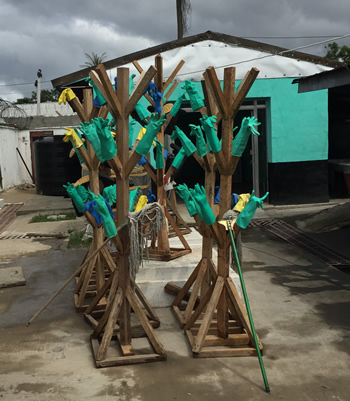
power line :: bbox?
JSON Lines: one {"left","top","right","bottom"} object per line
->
{"left": 244, "top": 35, "right": 347, "bottom": 40}
{"left": 0, "top": 80, "right": 51, "bottom": 88}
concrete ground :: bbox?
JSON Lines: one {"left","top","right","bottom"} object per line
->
{"left": 1, "top": 187, "right": 350, "bottom": 400}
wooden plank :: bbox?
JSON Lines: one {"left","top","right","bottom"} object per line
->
{"left": 171, "top": 305, "right": 186, "bottom": 327}
{"left": 96, "top": 287, "right": 124, "bottom": 361}
{"left": 203, "top": 333, "right": 250, "bottom": 347}
{"left": 84, "top": 274, "right": 113, "bottom": 314}
{"left": 194, "top": 347, "right": 258, "bottom": 358}
{"left": 131, "top": 60, "right": 155, "bottom": 106}
{"left": 164, "top": 208, "right": 191, "bottom": 251}
{"left": 68, "top": 97, "right": 88, "bottom": 122}
{"left": 134, "top": 281, "right": 160, "bottom": 323}
{"left": 126, "top": 286, "right": 166, "bottom": 355}
{"left": 76, "top": 146, "right": 93, "bottom": 171}
{"left": 184, "top": 259, "right": 208, "bottom": 322}
{"left": 163, "top": 60, "right": 185, "bottom": 92}
{"left": 107, "top": 154, "right": 123, "bottom": 179}
{"left": 201, "top": 79, "right": 219, "bottom": 119}
{"left": 163, "top": 81, "right": 178, "bottom": 104}
{"left": 192, "top": 277, "right": 225, "bottom": 353}
{"left": 94, "top": 65, "right": 123, "bottom": 118}
{"left": 203, "top": 67, "right": 228, "bottom": 118}
{"left": 230, "top": 67, "right": 259, "bottom": 118}
{"left": 184, "top": 280, "right": 215, "bottom": 330}
{"left": 125, "top": 150, "right": 142, "bottom": 178}
{"left": 97, "top": 104, "right": 109, "bottom": 119}
{"left": 126, "top": 65, "right": 157, "bottom": 116}
{"left": 83, "top": 88, "right": 94, "bottom": 119}
{"left": 172, "top": 259, "right": 202, "bottom": 306}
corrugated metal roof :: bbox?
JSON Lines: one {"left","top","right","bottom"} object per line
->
{"left": 52, "top": 30, "right": 342, "bottom": 88}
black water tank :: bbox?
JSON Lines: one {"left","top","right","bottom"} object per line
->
{"left": 34, "top": 136, "right": 81, "bottom": 196}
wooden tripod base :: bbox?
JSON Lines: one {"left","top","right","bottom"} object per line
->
{"left": 166, "top": 258, "right": 263, "bottom": 358}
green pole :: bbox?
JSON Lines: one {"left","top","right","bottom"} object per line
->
{"left": 227, "top": 222, "right": 270, "bottom": 393}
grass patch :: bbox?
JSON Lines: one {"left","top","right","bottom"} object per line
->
{"left": 30, "top": 212, "right": 76, "bottom": 223}
{"left": 67, "top": 230, "right": 92, "bottom": 248}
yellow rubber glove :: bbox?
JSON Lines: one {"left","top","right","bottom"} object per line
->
{"left": 58, "top": 88, "right": 76, "bottom": 105}
{"left": 233, "top": 193, "right": 251, "bottom": 212}
{"left": 111, "top": 131, "right": 116, "bottom": 138}
{"left": 134, "top": 195, "right": 148, "bottom": 212}
{"left": 136, "top": 127, "right": 156, "bottom": 147}
{"left": 63, "top": 128, "right": 83, "bottom": 148}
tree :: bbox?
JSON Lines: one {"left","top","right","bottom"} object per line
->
{"left": 80, "top": 52, "right": 107, "bottom": 68}
{"left": 16, "top": 89, "right": 59, "bottom": 104}
{"left": 325, "top": 42, "right": 350, "bottom": 63}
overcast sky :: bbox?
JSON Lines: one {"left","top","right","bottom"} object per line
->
{"left": 1, "top": 0, "right": 349, "bottom": 102}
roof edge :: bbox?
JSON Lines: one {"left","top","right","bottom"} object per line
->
{"left": 52, "top": 30, "right": 343, "bottom": 88}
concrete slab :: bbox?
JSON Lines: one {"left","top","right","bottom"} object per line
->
{"left": 0, "top": 266, "right": 26, "bottom": 288}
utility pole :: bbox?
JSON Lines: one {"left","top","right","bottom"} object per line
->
{"left": 36, "top": 69, "right": 42, "bottom": 116}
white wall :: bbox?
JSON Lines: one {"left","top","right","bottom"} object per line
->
{"left": 0, "top": 127, "right": 32, "bottom": 190}
{"left": 20, "top": 102, "right": 75, "bottom": 117}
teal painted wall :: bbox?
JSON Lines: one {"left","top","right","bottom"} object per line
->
{"left": 166, "top": 78, "right": 328, "bottom": 164}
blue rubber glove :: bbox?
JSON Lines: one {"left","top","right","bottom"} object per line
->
{"left": 170, "top": 92, "right": 186, "bottom": 117}
{"left": 147, "top": 189, "right": 156, "bottom": 203}
{"left": 63, "top": 182, "right": 85, "bottom": 213}
{"left": 154, "top": 139, "right": 165, "bottom": 169}
{"left": 200, "top": 114, "right": 221, "bottom": 153}
{"left": 190, "top": 184, "right": 216, "bottom": 225}
{"left": 182, "top": 80, "right": 204, "bottom": 111}
{"left": 171, "top": 147, "right": 186, "bottom": 169}
{"left": 83, "top": 200, "right": 102, "bottom": 225}
{"left": 94, "top": 194, "right": 117, "bottom": 238}
{"left": 232, "top": 117, "right": 260, "bottom": 157}
{"left": 189, "top": 124, "right": 208, "bottom": 157}
{"left": 92, "top": 117, "right": 117, "bottom": 161}
{"left": 147, "top": 82, "right": 163, "bottom": 115}
{"left": 171, "top": 126, "right": 196, "bottom": 156}
{"left": 236, "top": 191, "right": 269, "bottom": 229}
{"left": 135, "top": 114, "right": 166, "bottom": 156}
{"left": 175, "top": 184, "right": 198, "bottom": 217}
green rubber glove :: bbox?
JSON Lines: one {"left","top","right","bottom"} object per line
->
{"left": 79, "top": 122, "right": 105, "bottom": 162}
{"left": 189, "top": 124, "right": 208, "bottom": 157}
{"left": 236, "top": 190, "right": 269, "bottom": 229}
{"left": 170, "top": 92, "right": 186, "bottom": 117}
{"left": 63, "top": 182, "right": 85, "bottom": 213}
{"left": 102, "top": 184, "right": 117, "bottom": 206}
{"left": 129, "top": 73, "right": 136, "bottom": 94}
{"left": 129, "top": 187, "right": 141, "bottom": 212}
{"left": 94, "top": 194, "right": 117, "bottom": 238}
{"left": 76, "top": 185, "right": 90, "bottom": 203}
{"left": 85, "top": 77, "right": 107, "bottom": 106}
{"left": 232, "top": 117, "right": 260, "bottom": 157}
{"left": 200, "top": 114, "right": 221, "bottom": 153}
{"left": 135, "top": 102, "right": 150, "bottom": 121}
{"left": 129, "top": 117, "right": 136, "bottom": 147}
{"left": 190, "top": 184, "right": 216, "bottom": 225}
{"left": 171, "top": 147, "right": 186, "bottom": 169}
{"left": 171, "top": 126, "right": 196, "bottom": 156}
{"left": 182, "top": 80, "right": 204, "bottom": 111}
{"left": 175, "top": 184, "right": 198, "bottom": 217}
{"left": 154, "top": 139, "right": 165, "bottom": 169}
{"left": 92, "top": 117, "right": 117, "bottom": 161}
{"left": 135, "top": 114, "right": 166, "bottom": 156}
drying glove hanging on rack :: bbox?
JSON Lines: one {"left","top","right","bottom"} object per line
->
{"left": 189, "top": 124, "right": 208, "bottom": 157}
{"left": 135, "top": 114, "right": 166, "bottom": 156}
{"left": 236, "top": 190, "right": 269, "bottom": 229}
{"left": 147, "top": 82, "right": 163, "bottom": 115}
{"left": 171, "top": 147, "right": 186, "bottom": 169}
{"left": 85, "top": 77, "right": 107, "bottom": 106}
{"left": 170, "top": 126, "right": 196, "bottom": 156}
{"left": 175, "top": 183, "right": 198, "bottom": 217}
{"left": 83, "top": 201, "right": 102, "bottom": 225}
{"left": 58, "top": 88, "right": 76, "bottom": 105}
{"left": 200, "top": 114, "right": 221, "bottom": 153}
{"left": 76, "top": 185, "right": 90, "bottom": 203}
{"left": 232, "top": 117, "right": 260, "bottom": 157}
{"left": 102, "top": 184, "right": 117, "bottom": 207}
{"left": 92, "top": 117, "right": 117, "bottom": 161}
{"left": 154, "top": 138, "right": 165, "bottom": 169}
{"left": 190, "top": 184, "right": 216, "bottom": 225}
{"left": 182, "top": 80, "right": 204, "bottom": 111}
{"left": 94, "top": 194, "right": 117, "bottom": 238}
{"left": 63, "top": 182, "right": 85, "bottom": 213}
{"left": 129, "top": 187, "right": 141, "bottom": 212}
{"left": 169, "top": 92, "right": 186, "bottom": 117}
{"left": 134, "top": 195, "right": 148, "bottom": 212}
{"left": 78, "top": 122, "right": 104, "bottom": 162}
